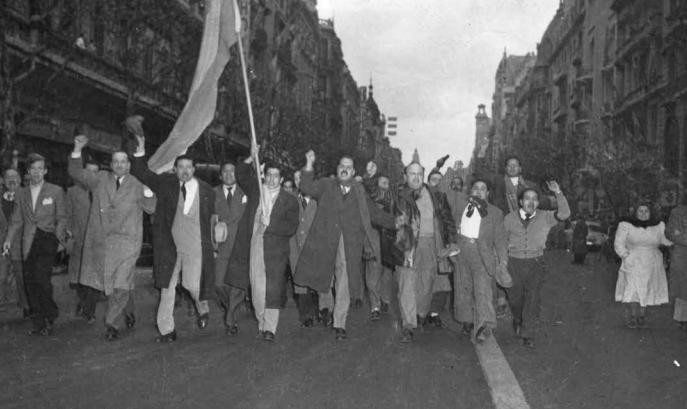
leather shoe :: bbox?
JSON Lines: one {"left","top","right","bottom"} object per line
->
{"left": 474, "top": 326, "right": 491, "bottom": 343}
{"left": 125, "top": 313, "right": 136, "bottom": 329}
{"left": 301, "top": 318, "right": 314, "bottom": 328}
{"left": 521, "top": 337, "right": 535, "bottom": 348}
{"left": 263, "top": 331, "right": 275, "bottom": 342}
{"left": 380, "top": 302, "right": 389, "bottom": 313}
{"left": 400, "top": 328, "right": 413, "bottom": 343}
{"left": 105, "top": 326, "right": 119, "bottom": 341}
{"left": 197, "top": 313, "right": 209, "bottom": 329}
{"left": 85, "top": 315, "right": 96, "bottom": 325}
{"left": 155, "top": 330, "right": 177, "bottom": 343}
{"left": 334, "top": 327, "right": 347, "bottom": 341}
{"left": 226, "top": 324, "right": 239, "bottom": 335}
{"left": 461, "top": 322, "right": 474, "bottom": 335}
{"left": 319, "top": 309, "right": 333, "bottom": 327}
{"left": 512, "top": 322, "right": 522, "bottom": 337}
{"left": 369, "top": 309, "right": 381, "bottom": 322}
{"left": 428, "top": 314, "right": 444, "bottom": 328}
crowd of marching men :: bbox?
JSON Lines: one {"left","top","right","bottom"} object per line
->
{"left": 3, "top": 115, "right": 685, "bottom": 346}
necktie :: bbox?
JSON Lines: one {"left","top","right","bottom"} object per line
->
{"left": 181, "top": 182, "right": 187, "bottom": 201}
{"left": 226, "top": 186, "right": 233, "bottom": 206}
{"left": 115, "top": 177, "right": 121, "bottom": 190}
{"left": 300, "top": 196, "right": 307, "bottom": 209}
{"left": 88, "top": 191, "right": 93, "bottom": 203}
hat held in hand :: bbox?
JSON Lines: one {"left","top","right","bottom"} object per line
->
{"left": 124, "top": 115, "right": 144, "bottom": 137}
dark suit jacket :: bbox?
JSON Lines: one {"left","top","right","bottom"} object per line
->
{"left": 131, "top": 155, "right": 216, "bottom": 300}
{"left": 225, "top": 162, "right": 261, "bottom": 290}
{"left": 262, "top": 190, "right": 300, "bottom": 308}
{"left": 213, "top": 184, "right": 246, "bottom": 260}
{"left": 7, "top": 182, "right": 67, "bottom": 259}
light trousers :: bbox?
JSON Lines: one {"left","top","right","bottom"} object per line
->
{"left": 157, "top": 252, "right": 209, "bottom": 335}
{"left": 105, "top": 289, "right": 134, "bottom": 330}
{"left": 397, "top": 236, "right": 437, "bottom": 329}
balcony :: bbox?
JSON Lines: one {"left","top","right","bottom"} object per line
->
{"left": 575, "top": 67, "right": 593, "bottom": 84}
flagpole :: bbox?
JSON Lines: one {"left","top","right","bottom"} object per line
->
{"left": 234, "top": 0, "right": 266, "bottom": 214}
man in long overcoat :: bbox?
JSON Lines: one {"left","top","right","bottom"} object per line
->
{"left": 289, "top": 170, "right": 319, "bottom": 327}
{"left": 294, "top": 150, "right": 397, "bottom": 340}
{"left": 243, "top": 154, "right": 299, "bottom": 341}
{"left": 130, "top": 133, "right": 215, "bottom": 343}
{"left": 667, "top": 200, "right": 687, "bottom": 328}
{"left": 70, "top": 135, "right": 155, "bottom": 340}
{"left": 212, "top": 160, "right": 248, "bottom": 335}
{"left": 0, "top": 169, "right": 26, "bottom": 314}
{"left": 65, "top": 158, "right": 100, "bottom": 323}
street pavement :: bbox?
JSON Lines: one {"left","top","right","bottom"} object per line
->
{"left": 0, "top": 250, "right": 685, "bottom": 409}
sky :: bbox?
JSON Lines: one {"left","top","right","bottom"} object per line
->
{"left": 317, "top": 0, "right": 560, "bottom": 167}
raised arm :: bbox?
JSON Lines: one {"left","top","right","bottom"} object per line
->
{"left": 299, "top": 150, "right": 327, "bottom": 200}
{"left": 544, "top": 181, "right": 570, "bottom": 222}
{"left": 130, "top": 134, "right": 164, "bottom": 194}
{"left": 68, "top": 135, "right": 101, "bottom": 191}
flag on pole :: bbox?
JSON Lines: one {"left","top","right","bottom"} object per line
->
{"left": 148, "top": 0, "right": 239, "bottom": 173}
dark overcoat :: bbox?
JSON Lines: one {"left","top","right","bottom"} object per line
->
{"left": 225, "top": 162, "right": 260, "bottom": 290}
{"left": 261, "top": 191, "right": 300, "bottom": 308}
{"left": 455, "top": 201, "right": 508, "bottom": 277}
{"left": 294, "top": 170, "right": 395, "bottom": 296}
{"left": 667, "top": 205, "right": 687, "bottom": 299}
{"left": 131, "top": 156, "right": 215, "bottom": 300}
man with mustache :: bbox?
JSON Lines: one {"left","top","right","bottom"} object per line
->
{"left": 294, "top": 150, "right": 399, "bottom": 340}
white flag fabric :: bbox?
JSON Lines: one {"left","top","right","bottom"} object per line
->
{"left": 148, "top": 0, "right": 238, "bottom": 173}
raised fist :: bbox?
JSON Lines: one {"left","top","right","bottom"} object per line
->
{"left": 74, "top": 135, "right": 89, "bottom": 152}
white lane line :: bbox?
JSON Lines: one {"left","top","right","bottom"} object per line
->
{"left": 474, "top": 336, "right": 531, "bottom": 409}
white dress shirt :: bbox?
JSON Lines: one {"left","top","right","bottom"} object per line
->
{"left": 180, "top": 178, "right": 199, "bottom": 215}
{"left": 460, "top": 205, "right": 481, "bottom": 239}
{"left": 30, "top": 181, "right": 44, "bottom": 211}
{"left": 223, "top": 184, "right": 236, "bottom": 199}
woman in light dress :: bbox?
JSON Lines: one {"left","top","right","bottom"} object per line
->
{"left": 614, "top": 203, "right": 672, "bottom": 328}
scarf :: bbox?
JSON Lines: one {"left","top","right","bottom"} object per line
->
{"left": 260, "top": 184, "right": 281, "bottom": 222}
{"left": 621, "top": 217, "right": 661, "bottom": 229}
{"left": 466, "top": 196, "right": 488, "bottom": 218}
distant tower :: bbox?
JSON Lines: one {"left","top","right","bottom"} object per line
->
{"left": 412, "top": 148, "right": 420, "bottom": 164}
{"left": 475, "top": 104, "right": 491, "bottom": 159}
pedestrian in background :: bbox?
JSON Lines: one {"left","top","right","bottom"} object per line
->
{"left": 0, "top": 168, "right": 25, "bottom": 314}
{"left": 666, "top": 198, "right": 687, "bottom": 330}
{"left": 614, "top": 202, "right": 672, "bottom": 329}
{"left": 572, "top": 214, "right": 589, "bottom": 264}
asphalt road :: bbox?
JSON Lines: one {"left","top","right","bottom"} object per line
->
{"left": 0, "top": 273, "right": 491, "bottom": 409}
{"left": 1, "top": 250, "right": 686, "bottom": 409}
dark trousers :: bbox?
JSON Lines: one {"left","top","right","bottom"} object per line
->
{"left": 296, "top": 290, "right": 318, "bottom": 323}
{"left": 505, "top": 257, "right": 545, "bottom": 339}
{"left": 24, "top": 229, "right": 59, "bottom": 328}
{"left": 216, "top": 284, "right": 246, "bottom": 327}
{"left": 76, "top": 284, "right": 100, "bottom": 318}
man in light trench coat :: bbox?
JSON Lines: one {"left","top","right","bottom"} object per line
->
{"left": 69, "top": 135, "right": 155, "bottom": 341}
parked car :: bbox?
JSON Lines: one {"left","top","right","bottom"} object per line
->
{"left": 564, "top": 220, "right": 609, "bottom": 250}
